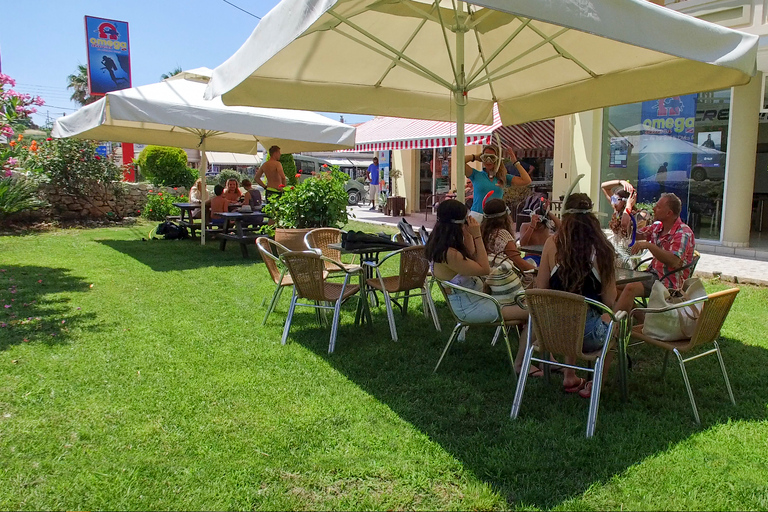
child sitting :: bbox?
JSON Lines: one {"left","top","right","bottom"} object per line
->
{"left": 209, "top": 184, "right": 228, "bottom": 226}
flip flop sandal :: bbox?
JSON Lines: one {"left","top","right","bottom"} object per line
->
{"left": 578, "top": 382, "right": 593, "bottom": 399}
{"left": 563, "top": 377, "right": 586, "bottom": 393}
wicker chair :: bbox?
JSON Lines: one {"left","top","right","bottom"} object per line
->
{"left": 511, "top": 289, "right": 626, "bottom": 438}
{"left": 628, "top": 287, "right": 739, "bottom": 424}
{"left": 363, "top": 246, "right": 440, "bottom": 342}
{"left": 304, "top": 228, "right": 358, "bottom": 273}
{"left": 280, "top": 251, "right": 361, "bottom": 354}
{"left": 255, "top": 237, "right": 294, "bottom": 325}
{"left": 433, "top": 277, "right": 524, "bottom": 373}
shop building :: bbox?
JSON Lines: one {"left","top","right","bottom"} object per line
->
{"left": 555, "top": 0, "right": 768, "bottom": 257}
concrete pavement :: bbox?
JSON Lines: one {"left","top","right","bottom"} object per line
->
{"left": 346, "top": 204, "right": 768, "bottom": 287}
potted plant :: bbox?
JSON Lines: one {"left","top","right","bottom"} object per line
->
{"left": 261, "top": 169, "right": 349, "bottom": 251}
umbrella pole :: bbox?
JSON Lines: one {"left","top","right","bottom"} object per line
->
{"left": 200, "top": 139, "right": 208, "bottom": 246}
{"left": 455, "top": 2, "right": 466, "bottom": 204}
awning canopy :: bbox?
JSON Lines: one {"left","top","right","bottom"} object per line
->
{"left": 346, "top": 105, "right": 554, "bottom": 157}
{"left": 206, "top": 151, "right": 263, "bottom": 166}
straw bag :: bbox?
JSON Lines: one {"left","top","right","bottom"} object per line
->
{"left": 643, "top": 278, "right": 706, "bottom": 340}
{"left": 485, "top": 253, "right": 524, "bottom": 305}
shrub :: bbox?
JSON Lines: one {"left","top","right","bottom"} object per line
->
{"left": 141, "top": 191, "right": 188, "bottom": 221}
{"left": 136, "top": 146, "right": 195, "bottom": 187}
{"left": 0, "top": 175, "right": 47, "bottom": 217}
{"left": 24, "top": 138, "right": 124, "bottom": 217}
{"left": 261, "top": 169, "right": 348, "bottom": 236}
{"left": 217, "top": 169, "right": 247, "bottom": 187}
{"left": 280, "top": 154, "right": 297, "bottom": 186}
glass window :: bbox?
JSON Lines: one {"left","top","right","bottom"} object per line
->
{"left": 601, "top": 90, "right": 730, "bottom": 241}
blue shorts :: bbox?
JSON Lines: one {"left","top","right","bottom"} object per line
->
{"left": 583, "top": 308, "right": 609, "bottom": 353}
{"left": 210, "top": 218, "right": 225, "bottom": 226}
{"left": 448, "top": 292, "right": 500, "bottom": 324}
{"left": 523, "top": 254, "right": 541, "bottom": 266}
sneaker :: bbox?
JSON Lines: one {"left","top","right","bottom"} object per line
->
{"left": 369, "top": 206, "right": 376, "bottom": 210}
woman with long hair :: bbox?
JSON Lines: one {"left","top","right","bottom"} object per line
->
{"left": 536, "top": 193, "right": 617, "bottom": 397}
{"left": 222, "top": 178, "right": 242, "bottom": 203}
{"left": 426, "top": 200, "right": 531, "bottom": 372}
{"left": 481, "top": 198, "right": 535, "bottom": 272}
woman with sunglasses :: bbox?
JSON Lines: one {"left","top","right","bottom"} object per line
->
{"left": 465, "top": 145, "right": 531, "bottom": 222}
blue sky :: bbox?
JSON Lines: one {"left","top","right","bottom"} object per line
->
{"left": 0, "top": 0, "right": 371, "bottom": 127}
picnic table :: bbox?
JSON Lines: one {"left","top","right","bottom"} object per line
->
{"left": 174, "top": 202, "right": 259, "bottom": 240}
{"left": 218, "top": 211, "right": 266, "bottom": 258}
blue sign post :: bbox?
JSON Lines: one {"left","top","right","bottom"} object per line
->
{"left": 84, "top": 16, "right": 132, "bottom": 96}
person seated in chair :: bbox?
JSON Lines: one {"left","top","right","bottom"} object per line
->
{"left": 222, "top": 178, "right": 243, "bottom": 203}
{"left": 614, "top": 193, "right": 696, "bottom": 314}
{"left": 518, "top": 198, "right": 561, "bottom": 266}
{"left": 537, "top": 193, "right": 618, "bottom": 398}
{"left": 208, "top": 184, "right": 228, "bottom": 227}
{"left": 241, "top": 179, "right": 262, "bottom": 209}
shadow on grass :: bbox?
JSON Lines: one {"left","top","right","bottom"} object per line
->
{"left": 285, "top": 302, "right": 768, "bottom": 508}
{"left": 95, "top": 238, "right": 261, "bottom": 272}
{"left": 0, "top": 265, "right": 98, "bottom": 351}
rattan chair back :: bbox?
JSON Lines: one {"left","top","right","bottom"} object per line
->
{"left": 256, "top": 237, "right": 290, "bottom": 285}
{"left": 281, "top": 251, "right": 329, "bottom": 301}
{"left": 525, "top": 289, "right": 590, "bottom": 359}
{"left": 305, "top": 228, "right": 343, "bottom": 261}
{"left": 686, "top": 288, "right": 739, "bottom": 350}
{"left": 397, "top": 246, "right": 430, "bottom": 292}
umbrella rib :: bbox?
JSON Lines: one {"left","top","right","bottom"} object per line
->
{"left": 328, "top": 10, "right": 454, "bottom": 90}
{"left": 468, "top": 27, "right": 569, "bottom": 90}
{"left": 524, "top": 23, "right": 598, "bottom": 79}
{"left": 470, "top": 54, "right": 561, "bottom": 91}
{"left": 466, "top": 17, "right": 531, "bottom": 87}
{"left": 375, "top": 16, "right": 430, "bottom": 88}
{"left": 469, "top": 19, "right": 498, "bottom": 103}
{"left": 436, "top": 0, "right": 458, "bottom": 85}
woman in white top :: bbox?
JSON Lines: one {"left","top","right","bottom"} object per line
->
{"left": 189, "top": 178, "right": 209, "bottom": 218}
{"left": 481, "top": 198, "right": 536, "bottom": 272}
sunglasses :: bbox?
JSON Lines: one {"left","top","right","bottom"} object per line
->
{"left": 610, "top": 195, "right": 625, "bottom": 205}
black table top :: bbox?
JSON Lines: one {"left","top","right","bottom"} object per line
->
{"left": 519, "top": 244, "right": 544, "bottom": 255}
{"left": 615, "top": 267, "right": 654, "bottom": 285}
{"left": 328, "top": 242, "right": 404, "bottom": 255}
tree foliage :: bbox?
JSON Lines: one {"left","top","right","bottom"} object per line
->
{"left": 136, "top": 145, "right": 196, "bottom": 188}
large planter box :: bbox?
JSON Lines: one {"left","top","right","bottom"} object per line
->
{"left": 275, "top": 227, "right": 313, "bottom": 252}
{"left": 384, "top": 197, "right": 406, "bottom": 217}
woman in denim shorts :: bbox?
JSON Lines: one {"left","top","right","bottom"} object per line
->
{"left": 536, "top": 193, "right": 618, "bottom": 398}
{"left": 426, "top": 200, "right": 528, "bottom": 353}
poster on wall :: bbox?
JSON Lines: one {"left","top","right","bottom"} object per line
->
{"left": 84, "top": 16, "right": 132, "bottom": 96}
{"left": 609, "top": 137, "right": 629, "bottom": 168}
{"left": 637, "top": 94, "right": 698, "bottom": 219}
{"left": 378, "top": 150, "right": 390, "bottom": 189}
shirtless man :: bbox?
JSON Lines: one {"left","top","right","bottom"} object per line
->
{"left": 254, "top": 145, "right": 287, "bottom": 203}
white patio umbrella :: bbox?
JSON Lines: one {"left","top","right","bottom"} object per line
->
{"left": 53, "top": 68, "right": 356, "bottom": 244}
{"left": 205, "top": 0, "right": 758, "bottom": 202}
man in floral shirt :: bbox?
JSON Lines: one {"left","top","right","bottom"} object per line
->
{"left": 615, "top": 193, "right": 695, "bottom": 313}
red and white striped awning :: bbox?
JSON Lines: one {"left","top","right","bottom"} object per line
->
{"left": 343, "top": 105, "right": 554, "bottom": 158}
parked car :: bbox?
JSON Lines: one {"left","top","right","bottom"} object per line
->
{"left": 294, "top": 155, "right": 369, "bottom": 205}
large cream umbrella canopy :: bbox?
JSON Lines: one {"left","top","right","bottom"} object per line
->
{"left": 53, "top": 68, "right": 356, "bottom": 244}
{"left": 205, "top": 0, "right": 758, "bottom": 201}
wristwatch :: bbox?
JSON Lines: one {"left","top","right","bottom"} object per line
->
{"left": 471, "top": 154, "right": 476, "bottom": 162}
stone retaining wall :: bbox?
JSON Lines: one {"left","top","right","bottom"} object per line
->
{"left": 40, "top": 182, "right": 188, "bottom": 220}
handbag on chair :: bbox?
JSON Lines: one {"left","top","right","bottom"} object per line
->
{"left": 642, "top": 278, "right": 707, "bottom": 341}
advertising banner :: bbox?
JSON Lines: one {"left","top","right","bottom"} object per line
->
{"left": 84, "top": 16, "right": 131, "bottom": 96}
{"left": 378, "top": 150, "right": 390, "bottom": 188}
{"left": 637, "top": 94, "right": 698, "bottom": 218}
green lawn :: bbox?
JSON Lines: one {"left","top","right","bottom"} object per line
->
{"left": 1, "top": 220, "right": 767, "bottom": 510}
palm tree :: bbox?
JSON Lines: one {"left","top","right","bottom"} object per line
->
{"left": 160, "top": 67, "right": 183, "bottom": 80}
{"left": 67, "top": 64, "right": 98, "bottom": 106}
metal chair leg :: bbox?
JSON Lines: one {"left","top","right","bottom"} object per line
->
{"left": 434, "top": 323, "right": 462, "bottom": 372}
{"left": 674, "top": 348, "right": 700, "bottom": 424}
{"left": 426, "top": 289, "right": 441, "bottom": 332}
{"left": 501, "top": 326, "right": 515, "bottom": 372}
{"left": 328, "top": 298, "right": 343, "bottom": 354}
{"left": 714, "top": 341, "right": 736, "bottom": 405}
{"left": 511, "top": 323, "right": 535, "bottom": 419}
{"left": 586, "top": 354, "right": 605, "bottom": 438}
{"left": 382, "top": 290, "right": 398, "bottom": 342}
{"left": 281, "top": 289, "right": 298, "bottom": 345}
{"left": 262, "top": 284, "right": 283, "bottom": 325}
{"left": 491, "top": 326, "right": 501, "bottom": 346}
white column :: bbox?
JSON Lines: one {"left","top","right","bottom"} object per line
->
{"left": 553, "top": 110, "right": 603, "bottom": 203}
{"left": 722, "top": 74, "right": 761, "bottom": 247}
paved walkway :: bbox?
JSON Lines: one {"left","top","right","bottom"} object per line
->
{"left": 346, "top": 205, "right": 768, "bottom": 287}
